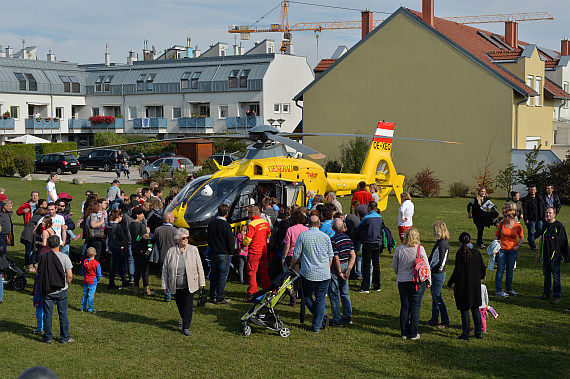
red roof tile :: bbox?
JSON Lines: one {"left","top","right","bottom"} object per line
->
{"left": 314, "top": 59, "right": 336, "bottom": 73}
{"left": 487, "top": 50, "right": 523, "bottom": 60}
{"left": 545, "top": 60, "right": 559, "bottom": 68}
{"left": 544, "top": 78, "right": 570, "bottom": 99}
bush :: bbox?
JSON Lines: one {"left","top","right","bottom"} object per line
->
{"left": 0, "top": 144, "right": 35, "bottom": 177}
{"left": 496, "top": 163, "right": 516, "bottom": 197}
{"left": 14, "top": 154, "right": 34, "bottom": 177}
{"left": 411, "top": 168, "right": 442, "bottom": 197}
{"left": 94, "top": 131, "right": 127, "bottom": 148}
{"left": 514, "top": 145, "right": 546, "bottom": 189}
{"left": 193, "top": 158, "right": 219, "bottom": 178}
{"left": 38, "top": 142, "right": 78, "bottom": 157}
{"left": 324, "top": 160, "right": 342, "bottom": 173}
{"left": 544, "top": 152, "right": 570, "bottom": 204}
{"left": 169, "top": 168, "right": 188, "bottom": 188}
{"left": 149, "top": 163, "right": 170, "bottom": 187}
{"left": 448, "top": 182, "right": 470, "bottom": 198}
{"left": 339, "top": 136, "right": 369, "bottom": 173}
{"left": 472, "top": 168, "right": 495, "bottom": 195}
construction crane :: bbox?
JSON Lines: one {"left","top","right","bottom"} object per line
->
{"left": 228, "top": 1, "right": 554, "bottom": 53}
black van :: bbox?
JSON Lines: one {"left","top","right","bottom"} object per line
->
{"left": 77, "top": 149, "right": 130, "bottom": 171}
{"left": 34, "top": 153, "right": 80, "bottom": 175}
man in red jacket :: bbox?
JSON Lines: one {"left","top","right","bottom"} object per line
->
{"left": 351, "top": 181, "right": 372, "bottom": 212}
{"left": 16, "top": 191, "right": 40, "bottom": 226}
{"left": 242, "top": 206, "right": 271, "bottom": 300}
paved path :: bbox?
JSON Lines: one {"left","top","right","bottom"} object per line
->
{"left": 56, "top": 168, "right": 143, "bottom": 184}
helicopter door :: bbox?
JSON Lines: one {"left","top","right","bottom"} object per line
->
{"left": 230, "top": 183, "right": 256, "bottom": 222}
{"left": 277, "top": 181, "right": 305, "bottom": 207}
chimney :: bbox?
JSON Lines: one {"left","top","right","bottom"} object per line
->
{"left": 505, "top": 21, "right": 519, "bottom": 49}
{"left": 6, "top": 46, "right": 13, "bottom": 58}
{"left": 47, "top": 50, "right": 56, "bottom": 62}
{"left": 562, "top": 39, "right": 570, "bottom": 56}
{"left": 0, "top": 46, "right": 5, "bottom": 58}
{"left": 104, "top": 43, "right": 110, "bottom": 66}
{"left": 193, "top": 46, "right": 201, "bottom": 58}
{"left": 143, "top": 40, "right": 151, "bottom": 61}
{"left": 422, "top": 0, "right": 434, "bottom": 27}
{"left": 127, "top": 50, "right": 137, "bottom": 65}
{"left": 361, "top": 10, "right": 373, "bottom": 38}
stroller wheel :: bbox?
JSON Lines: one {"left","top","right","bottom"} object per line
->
{"left": 279, "top": 327, "right": 290, "bottom": 338}
{"left": 242, "top": 323, "right": 251, "bottom": 336}
{"left": 2, "top": 271, "right": 14, "bottom": 285}
{"left": 13, "top": 277, "right": 27, "bottom": 291}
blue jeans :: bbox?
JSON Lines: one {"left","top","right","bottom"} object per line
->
{"left": 328, "top": 262, "right": 352, "bottom": 324}
{"left": 354, "top": 241, "right": 362, "bottom": 278}
{"left": 124, "top": 242, "right": 134, "bottom": 282}
{"left": 526, "top": 220, "right": 543, "bottom": 250}
{"left": 398, "top": 281, "right": 426, "bottom": 338}
{"left": 460, "top": 307, "right": 482, "bottom": 339}
{"left": 0, "top": 273, "right": 3, "bottom": 303}
{"left": 109, "top": 247, "right": 127, "bottom": 287}
{"left": 430, "top": 272, "right": 449, "bottom": 325}
{"left": 209, "top": 254, "right": 231, "bottom": 302}
{"left": 159, "top": 261, "right": 171, "bottom": 302}
{"left": 23, "top": 240, "right": 34, "bottom": 266}
{"left": 42, "top": 289, "right": 70, "bottom": 343}
{"left": 109, "top": 198, "right": 124, "bottom": 211}
{"left": 60, "top": 244, "right": 70, "bottom": 256}
{"left": 495, "top": 249, "right": 518, "bottom": 293}
{"left": 36, "top": 304, "right": 44, "bottom": 332}
{"left": 543, "top": 261, "right": 561, "bottom": 298}
{"left": 81, "top": 283, "right": 97, "bottom": 312}
{"left": 301, "top": 276, "right": 330, "bottom": 332}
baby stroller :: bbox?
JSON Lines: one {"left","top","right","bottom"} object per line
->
{"left": 240, "top": 270, "right": 299, "bottom": 338}
{"left": 57, "top": 192, "right": 73, "bottom": 214}
{"left": 0, "top": 255, "right": 27, "bottom": 290}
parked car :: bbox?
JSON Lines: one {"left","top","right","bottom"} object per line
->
{"left": 209, "top": 153, "right": 238, "bottom": 166}
{"left": 140, "top": 156, "right": 195, "bottom": 180}
{"left": 77, "top": 149, "right": 130, "bottom": 171}
{"left": 129, "top": 152, "right": 147, "bottom": 166}
{"left": 145, "top": 151, "right": 176, "bottom": 164}
{"left": 34, "top": 153, "right": 79, "bottom": 175}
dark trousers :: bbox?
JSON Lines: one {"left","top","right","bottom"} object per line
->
{"left": 108, "top": 246, "right": 126, "bottom": 286}
{"left": 361, "top": 242, "right": 380, "bottom": 291}
{"left": 474, "top": 220, "right": 484, "bottom": 246}
{"left": 174, "top": 287, "right": 195, "bottom": 330}
{"left": 133, "top": 252, "right": 150, "bottom": 287}
{"left": 398, "top": 281, "right": 426, "bottom": 338}
{"left": 87, "top": 238, "right": 106, "bottom": 263}
{"left": 209, "top": 253, "right": 231, "bottom": 302}
{"left": 460, "top": 307, "right": 482, "bottom": 339}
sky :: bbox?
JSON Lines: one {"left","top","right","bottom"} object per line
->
{"left": 1, "top": 0, "right": 569, "bottom": 68}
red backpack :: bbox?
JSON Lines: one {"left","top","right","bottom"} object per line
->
{"left": 413, "top": 245, "right": 429, "bottom": 289}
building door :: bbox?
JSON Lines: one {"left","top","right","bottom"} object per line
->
{"left": 525, "top": 137, "right": 541, "bottom": 149}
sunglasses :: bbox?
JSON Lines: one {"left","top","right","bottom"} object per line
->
{"left": 181, "top": 236, "right": 189, "bottom": 240}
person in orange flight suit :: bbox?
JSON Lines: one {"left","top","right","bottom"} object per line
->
{"left": 242, "top": 205, "right": 271, "bottom": 301}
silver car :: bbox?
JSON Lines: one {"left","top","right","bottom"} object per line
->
{"left": 140, "top": 156, "right": 195, "bottom": 180}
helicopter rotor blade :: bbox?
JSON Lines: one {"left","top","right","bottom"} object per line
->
{"left": 269, "top": 133, "right": 326, "bottom": 160}
{"left": 282, "top": 133, "right": 462, "bottom": 145}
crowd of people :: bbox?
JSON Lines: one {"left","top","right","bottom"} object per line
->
{"left": 0, "top": 177, "right": 567, "bottom": 342}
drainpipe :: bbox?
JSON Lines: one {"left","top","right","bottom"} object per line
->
{"left": 515, "top": 96, "right": 528, "bottom": 149}
{"left": 120, "top": 69, "right": 131, "bottom": 134}
{"left": 558, "top": 102, "right": 564, "bottom": 121}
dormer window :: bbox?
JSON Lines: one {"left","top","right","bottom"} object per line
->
{"left": 137, "top": 74, "right": 147, "bottom": 91}
{"left": 95, "top": 76, "right": 104, "bottom": 92}
{"left": 60, "top": 75, "right": 80, "bottom": 93}
{"left": 240, "top": 70, "right": 250, "bottom": 88}
{"left": 191, "top": 72, "right": 201, "bottom": 89}
{"left": 181, "top": 72, "right": 191, "bottom": 89}
{"left": 228, "top": 70, "right": 239, "bottom": 88}
{"left": 69, "top": 76, "right": 80, "bottom": 93}
{"left": 146, "top": 74, "right": 156, "bottom": 90}
{"left": 104, "top": 75, "right": 114, "bottom": 92}
{"left": 25, "top": 74, "right": 38, "bottom": 91}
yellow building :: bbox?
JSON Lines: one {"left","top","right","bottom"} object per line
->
{"left": 294, "top": 5, "right": 570, "bottom": 194}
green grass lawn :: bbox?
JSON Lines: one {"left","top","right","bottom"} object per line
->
{"left": 1, "top": 177, "right": 569, "bottom": 378}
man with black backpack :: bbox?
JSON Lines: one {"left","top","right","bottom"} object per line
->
{"left": 37, "top": 235, "right": 73, "bottom": 344}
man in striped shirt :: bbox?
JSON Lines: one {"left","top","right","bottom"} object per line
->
{"left": 328, "top": 218, "right": 356, "bottom": 326}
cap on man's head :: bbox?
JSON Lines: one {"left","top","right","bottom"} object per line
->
{"left": 112, "top": 180, "right": 120, "bottom": 184}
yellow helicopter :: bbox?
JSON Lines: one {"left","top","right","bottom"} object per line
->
{"left": 164, "top": 121, "right": 458, "bottom": 247}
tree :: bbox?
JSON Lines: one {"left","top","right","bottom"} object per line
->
{"left": 495, "top": 163, "right": 516, "bottom": 197}
{"left": 93, "top": 131, "right": 127, "bottom": 147}
{"left": 339, "top": 136, "right": 369, "bottom": 173}
{"left": 544, "top": 152, "right": 570, "bottom": 204}
{"left": 514, "top": 145, "right": 546, "bottom": 188}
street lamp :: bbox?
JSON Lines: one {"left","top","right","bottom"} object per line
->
{"left": 267, "top": 118, "right": 285, "bottom": 128}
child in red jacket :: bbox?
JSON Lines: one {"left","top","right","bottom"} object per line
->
{"left": 81, "top": 248, "right": 101, "bottom": 313}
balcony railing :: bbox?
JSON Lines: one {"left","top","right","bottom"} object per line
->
{"left": 225, "top": 116, "right": 263, "bottom": 132}
{"left": 132, "top": 117, "right": 167, "bottom": 130}
{"left": 177, "top": 117, "right": 214, "bottom": 130}
{"left": 0, "top": 118, "right": 15, "bottom": 131}
{"left": 69, "top": 118, "right": 124, "bottom": 130}
{"left": 25, "top": 119, "right": 61, "bottom": 130}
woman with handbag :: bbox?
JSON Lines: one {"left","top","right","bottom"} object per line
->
{"left": 85, "top": 203, "right": 106, "bottom": 262}
{"left": 392, "top": 228, "right": 431, "bottom": 340}
{"left": 161, "top": 228, "right": 205, "bottom": 336}
{"left": 447, "top": 232, "right": 486, "bottom": 340}
{"left": 467, "top": 188, "right": 489, "bottom": 249}
{"left": 494, "top": 209, "right": 524, "bottom": 297}
{"left": 130, "top": 207, "right": 152, "bottom": 295}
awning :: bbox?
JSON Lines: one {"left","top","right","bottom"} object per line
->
{"left": 5, "top": 134, "right": 51, "bottom": 144}
{"left": 26, "top": 102, "right": 50, "bottom": 106}
{"left": 143, "top": 102, "right": 165, "bottom": 106}
{"left": 101, "top": 103, "right": 122, "bottom": 106}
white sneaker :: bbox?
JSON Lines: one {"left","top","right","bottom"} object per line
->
{"left": 410, "top": 334, "right": 421, "bottom": 340}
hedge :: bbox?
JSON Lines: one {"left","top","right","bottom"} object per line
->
{"left": 38, "top": 142, "right": 78, "bottom": 157}
{"left": 0, "top": 144, "right": 36, "bottom": 176}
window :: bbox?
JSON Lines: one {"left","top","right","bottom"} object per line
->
{"left": 95, "top": 76, "right": 104, "bottom": 92}
{"left": 535, "top": 76, "right": 542, "bottom": 106}
{"left": 180, "top": 72, "right": 191, "bottom": 89}
{"left": 145, "top": 106, "right": 163, "bottom": 118}
{"left": 129, "top": 106, "right": 137, "bottom": 120}
{"left": 282, "top": 103, "right": 290, "bottom": 114}
{"left": 60, "top": 75, "right": 71, "bottom": 92}
{"left": 219, "top": 105, "right": 228, "bottom": 119}
{"left": 240, "top": 69, "right": 250, "bottom": 88}
{"left": 92, "top": 107, "right": 100, "bottom": 116}
{"left": 526, "top": 75, "right": 533, "bottom": 106}
{"left": 69, "top": 76, "right": 80, "bottom": 93}
{"left": 25, "top": 74, "right": 37, "bottom": 91}
{"left": 228, "top": 70, "right": 239, "bottom": 88}
{"left": 172, "top": 107, "right": 182, "bottom": 119}
{"left": 10, "top": 106, "right": 19, "bottom": 119}
{"left": 274, "top": 103, "right": 281, "bottom": 113}
{"left": 104, "top": 75, "right": 114, "bottom": 92}
{"left": 191, "top": 72, "right": 201, "bottom": 89}
{"left": 55, "top": 107, "right": 63, "bottom": 119}
{"left": 146, "top": 74, "right": 156, "bottom": 90}
{"left": 15, "top": 73, "right": 27, "bottom": 90}
{"left": 137, "top": 74, "right": 147, "bottom": 91}
{"left": 562, "top": 82, "right": 568, "bottom": 109}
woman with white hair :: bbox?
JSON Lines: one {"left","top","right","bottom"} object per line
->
{"left": 161, "top": 228, "right": 205, "bottom": 336}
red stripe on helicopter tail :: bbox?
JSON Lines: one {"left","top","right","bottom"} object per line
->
{"left": 374, "top": 122, "right": 394, "bottom": 143}
{"left": 373, "top": 137, "right": 393, "bottom": 143}
{"left": 377, "top": 122, "right": 395, "bottom": 131}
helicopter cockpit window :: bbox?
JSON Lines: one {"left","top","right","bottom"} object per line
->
{"left": 231, "top": 183, "right": 256, "bottom": 221}
{"left": 164, "top": 175, "right": 210, "bottom": 213}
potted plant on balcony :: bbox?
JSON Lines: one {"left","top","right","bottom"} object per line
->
{"left": 45, "top": 117, "right": 51, "bottom": 122}
{"left": 53, "top": 117, "right": 60, "bottom": 122}
{"left": 3, "top": 111, "right": 10, "bottom": 119}
{"left": 36, "top": 117, "right": 42, "bottom": 122}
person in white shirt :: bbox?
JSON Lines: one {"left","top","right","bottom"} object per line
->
{"left": 34, "top": 111, "right": 41, "bottom": 119}
{"left": 46, "top": 173, "right": 58, "bottom": 203}
{"left": 398, "top": 192, "right": 414, "bottom": 243}
{"left": 38, "top": 203, "right": 66, "bottom": 247}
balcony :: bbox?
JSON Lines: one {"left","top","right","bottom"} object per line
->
{"left": 177, "top": 117, "right": 214, "bottom": 131}
{"left": 132, "top": 118, "right": 167, "bottom": 131}
{"left": 0, "top": 118, "right": 15, "bottom": 131}
{"left": 25, "top": 118, "right": 61, "bottom": 130}
{"left": 225, "top": 116, "right": 264, "bottom": 132}
{"left": 69, "top": 118, "right": 124, "bottom": 131}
